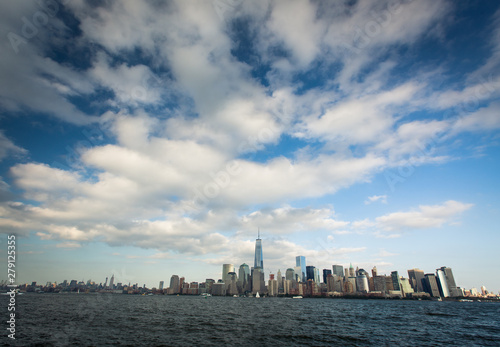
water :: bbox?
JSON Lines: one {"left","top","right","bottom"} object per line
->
{"left": 2, "top": 294, "right": 500, "bottom": 346}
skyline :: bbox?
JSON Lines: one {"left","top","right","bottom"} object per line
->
{"left": 1, "top": 1, "right": 500, "bottom": 292}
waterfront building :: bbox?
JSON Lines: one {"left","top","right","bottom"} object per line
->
{"left": 252, "top": 267, "right": 264, "bottom": 294}
{"left": 109, "top": 274, "right": 114, "bottom": 290}
{"left": 296, "top": 256, "right": 306, "bottom": 282}
{"left": 159, "top": 281, "right": 164, "bottom": 291}
{"left": 373, "top": 276, "right": 387, "bottom": 293}
{"left": 306, "top": 266, "right": 315, "bottom": 282}
{"left": 347, "top": 277, "right": 357, "bottom": 293}
{"left": 333, "top": 275, "right": 344, "bottom": 292}
{"left": 437, "top": 266, "right": 460, "bottom": 297}
{"left": 399, "top": 278, "right": 414, "bottom": 296}
{"left": 314, "top": 268, "right": 321, "bottom": 284}
{"left": 254, "top": 231, "right": 264, "bottom": 269}
{"left": 371, "top": 266, "right": 378, "bottom": 277}
{"left": 385, "top": 276, "right": 394, "bottom": 291}
{"left": 222, "top": 264, "right": 235, "bottom": 284}
{"left": 323, "top": 269, "right": 332, "bottom": 284}
{"left": 349, "top": 263, "right": 355, "bottom": 277}
{"left": 332, "top": 264, "right": 344, "bottom": 277}
{"left": 391, "top": 271, "right": 401, "bottom": 291}
{"left": 238, "top": 263, "right": 250, "bottom": 293}
{"left": 211, "top": 283, "right": 226, "bottom": 296}
{"left": 227, "top": 272, "right": 238, "bottom": 296}
{"left": 356, "top": 273, "right": 369, "bottom": 293}
{"left": 407, "top": 268, "right": 425, "bottom": 292}
{"left": 423, "top": 274, "right": 440, "bottom": 297}
{"left": 326, "top": 274, "right": 335, "bottom": 292}
{"left": 268, "top": 279, "right": 278, "bottom": 296}
{"left": 169, "top": 275, "right": 180, "bottom": 294}
{"left": 285, "top": 268, "right": 295, "bottom": 281}
{"left": 436, "top": 268, "right": 451, "bottom": 297}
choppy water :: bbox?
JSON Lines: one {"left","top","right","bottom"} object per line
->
{"left": 2, "top": 294, "right": 500, "bottom": 346}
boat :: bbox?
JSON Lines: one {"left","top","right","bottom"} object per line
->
{"left": 292, "top": 296, "right": 303, "bottom": 299}
{"left": 256, "top": 292, "right": 260, "bottom": 298}
{"left": 233, "top": 295, "right": 238, "bottom": 297}
{"left": 200, "top": 293, "right": 211, "bottom": 297}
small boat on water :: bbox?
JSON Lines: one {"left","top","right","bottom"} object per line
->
{"left": 200, "top": 293, "right": 211, "bottom": 297}
{"left": 255, "top": 292, "right": 260, "bottom": 298}
{"left": 292, "top": 296, "right": 303, "bottom": 299}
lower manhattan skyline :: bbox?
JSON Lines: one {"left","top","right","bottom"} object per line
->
{"left": 1, "top": 0, "right": 500, "bottom": 296}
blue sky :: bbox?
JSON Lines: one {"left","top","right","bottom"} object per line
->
{"left": 0, "top": 0, "right": 499, "bottom": 292}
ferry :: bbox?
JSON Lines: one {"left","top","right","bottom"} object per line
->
{"left": 292, "top": 295, "right": 303, "bottom": 299}
{"left": 200, "top": 293, "right": 211, "bottom": 297}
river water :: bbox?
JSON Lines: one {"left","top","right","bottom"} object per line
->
{"left": 2, "top": 294, "right": 500, "bottom": 346}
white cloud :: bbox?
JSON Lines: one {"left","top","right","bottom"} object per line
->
{"left": 365, "top": 195, "right": 388, "bottom": 205}
{"left": 0, "top": 131, "right": 26, "bottom": 162}
{"left": 375, "top": 200, "right": 473, "bottom": 233}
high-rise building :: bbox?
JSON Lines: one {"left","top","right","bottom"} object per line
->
{"left": 371, "top": 266, "right": 378, "bottom": 277}
{"left": 226, "top": 272, "right": 238, "bottom": 295}
{"left": 222, "top": 264, "right": 235, "bottom": 284}
{"left": 285, "top": 268, "right": 295, "bottom": 281}
{"left": 306, "top": 266, "right": 315, "bottom": 282}
{"left": 349, "top": 263, "right": 355, "bottom": 277}
{"left": 252, "top": 267, "right": 264, "bottom": 294}
{"left": 314, "top": 268, "right": 321, "bottom": 284}
{"left": 169, "top": 275, "right": 180, "bottom": 294}
{"left": 407, "top": 268, "right": 425, "bottom": 292}
{"left": 109, "top": 274, "right": 114, "bottom": 290}
{"left": 356, "top": 269, "right": 369, "bottom": 293}
{"left": 254, "top": 230, "right": 264, "bottom": 269}
{"left": 399, "top": 278, "right": 414, "bottom": 296}
{"left": 238, "top": 263, "right": 250, "bottom": 293}
{"left": 332, "top": 265, "right": 344, "bottom": 277}
{"left": 296, "top": 256, "right": 306, "bottom": 282}
{"left": 437, "top": 266, "right": 459, "bottom": 297}
{"left": 159, "top": 281, "right": 164, "bottom": 290}
{"left": 423, "top": 274, "right": 440, "bottom": 297}
{"left": 391, "top": 271, "right": 401, "bottom": 291}
{"left": 323, "top": 269, "right": 332, "bottom": 284}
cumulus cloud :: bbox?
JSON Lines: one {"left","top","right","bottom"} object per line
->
{"left": 0, "top": 0, "right": 496, "bottom": 269}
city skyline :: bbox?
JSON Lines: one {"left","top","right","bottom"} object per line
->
{"left": 0, "top": 1, "right": 500, "bottom": 292}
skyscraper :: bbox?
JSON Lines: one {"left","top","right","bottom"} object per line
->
{"left": 254, "top": 230, "right": 263, "bottom": 270}
{"left": 407, "top": 268, "right": 425, "bottom": 292}
{"left": 332, "top": 265, "right": 344, "bottom": 277}
{"left": 436, "top": 266, "right": 459, "bottom": 297}
{"left": 238, "top": 263, "right": 250, "bottom": 292}
{"left": 423, "top": 273, "right": 440, "bottom": 297}
{"left": 391, "top": 271, "right": 401, "bottom": 291}
{"left": 306, "top": 266, "right": 315, "bottom": 282}
{"left": 109, "top": 274, "right": 114, "bottom": 290}
{"left": 169, "top": 275, "right": 180, "bottom": 294}
{"left": 323, "top": 269, "right": 332, "bottom": 284}
{"left": 285, "top": 268, "right": 295, "bottom": 281}
{"left": 349, "top": 263, "right": 355, "bottom": 277}
{"left": 222, "top": 264, "right": 235, "bottom": 284}
{"left": 296, "top": 256, "right": 306, "bottom": 282}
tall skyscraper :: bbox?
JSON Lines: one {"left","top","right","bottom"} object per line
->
{"left": 407, "top": 268, "right": 425, "bottom": 292}
{"left": 296, "top": 256, "right": 306, "bottom": 282}
{"left": 438, "top": 266, "right": 461, "bottom": 297}
{"left": 222, "top": 264, "right": 235, "bottom": 284}
{"left": 254, "top": 230, "right": 264, "bottom": 269}
{"left": 109, "top": 274, "right": 114, "bottom": 289}
{"left": 285, "top": 268, "right": 295, "bottom": 281}
{"left": 332, "top": 265, "right": 344, "bottom": 277}
{"left": 323, "top": 269, "right": 332, "bottom": 284}
{"left": 306, "top": 266, "right": 315, "bottom": 282}
{"left": 391, "top": 271, "right": 401, "bottom": 291}
{"left": 169, "top": 275, "right": 180, "bottom": 294}
{"left": 238, "top": 263, "right": 250, "bottom": 292}
{"left": 423, "top": 273, "right": 440, "bottom": 297}
{"left": 349, "top": 263, "right": 355, "bottom": 277}
{"left": 159, "top": 281, "right": 164, "bottom": 290}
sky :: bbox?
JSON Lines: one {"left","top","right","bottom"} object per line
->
{"left": 0, "top": 0, "right": 499, "bottom": 292}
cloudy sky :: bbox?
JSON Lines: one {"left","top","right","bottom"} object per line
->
{"left": 0, "top": 0, "right": 499, "bottom": 291}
